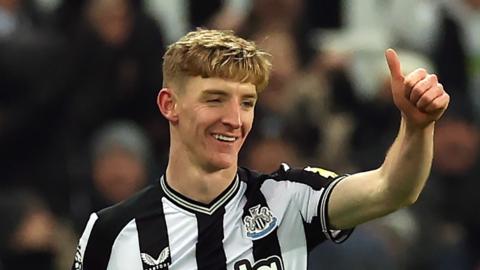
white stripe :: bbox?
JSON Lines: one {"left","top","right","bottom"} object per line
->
{"left": 260, "top": 180, "right": 312, "bottom": 270}
{"left": 106, "top": 219, "right": 143, "bottom": 270}
{"left": 276, "top": 207, "right": 308, "bottom": 270}
{"left": 223, "top": 182, "right": 254, "bottom": 270}
{"left": 160, "top": 175, "right": 239, "bottom": 215}
{"left": 78, "top": 213, "right": 98, "bottom": 258}
{"left": 162, "top": 197, "right": 198, "bottom": 270}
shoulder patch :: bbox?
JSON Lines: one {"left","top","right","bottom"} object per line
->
{"left": 304, "top": 166, "right": 338, "bottom": 178}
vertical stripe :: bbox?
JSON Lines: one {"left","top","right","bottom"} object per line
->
{"left": 162, "top": 198, "right": 198, "bottom": 270}
{"left": 106, "top": 219, "right": 143, "bottom": 270}
{"left": 195, "top": 207, "right": 227, "bottom": 270}
{"left": 136, "top": 199, "right": 171, "bottom": 270}
{"left": 259, "top": 179, "right": 314, "bottom": 269}
{"left": 222, "top": 183, "right": 255, "bottom": 267}
{"left": 72, "top": 213, "right": 98, "bottom": 270}
{"left": 79, "top": 185, "right": 166, "bottom": 270}
{"left": 251, "top": 225, "right": 282, "bottom": 261}
{"left": 276, "top": 207, "right": 308, "bottom": 270}
{"left": 83, "top": 212, "right": 134, "bottom": 270}
{"left": 241, "top": 177, "right": 283, "bottom": 263}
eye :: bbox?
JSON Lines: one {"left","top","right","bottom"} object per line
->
{"left": 207, "top": 98, "right": 222, "bottom": 103}
{"left": 242, "top": 100, "right": 256, "bottom": 109}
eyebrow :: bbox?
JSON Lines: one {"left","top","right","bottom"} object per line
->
{"left": 201, "top": 89, "right": 257, "bottom": 99}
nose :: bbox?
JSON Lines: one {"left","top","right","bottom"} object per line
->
{"left": 222, "top": 101, "right": 242, "bottom": 129}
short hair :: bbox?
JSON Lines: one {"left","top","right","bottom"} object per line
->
{"left": 162, "top": 29, "right": 272, "bottom": 93}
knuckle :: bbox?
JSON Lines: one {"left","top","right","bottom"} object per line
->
{"left": 416, "top": 68, "right": 427, "bottom": 75}
{"left": 411, "top": 86, "right": 424, "bottom": 97}
{"left": 418, "top": 94, "right": 431, "bottom": 106}
{"left": 405, "top": 79, "right": 416, "bottom": 89}
{"left": 419, "top": 69, "right": 428, "bottom": 78}
{"left": 417, "top": 99, "right": 426, "bottom": 108}
{"left": 436, "top": 86, "right": 444, "bottom": 95}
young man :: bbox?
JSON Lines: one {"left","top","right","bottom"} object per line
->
{"left": 72, "top": 29, "right": 449, "bottom": 270}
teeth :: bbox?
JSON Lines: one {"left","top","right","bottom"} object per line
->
{"left": 214, "top": 134, "right": 236, "bottom": 142}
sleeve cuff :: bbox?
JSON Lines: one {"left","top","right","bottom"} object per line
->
{"left": 319, "top": 175, "right": 354, "bottom": 244}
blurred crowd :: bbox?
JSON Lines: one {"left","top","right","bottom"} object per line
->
{"left": 0, "top": 0, "right": 479, "bottom": 269}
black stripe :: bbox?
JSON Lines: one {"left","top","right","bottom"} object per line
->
{"left": 82, "top": 218, "right": 116, "bottom": 270}
{"left": 271, "top": 166, "right": 334, "bottom": 191}
{"left": 195, "top": 208, "right": 227, "bottom": 270}
{"left": 136, "top": 200, "right": 171, "bottom": 270}
{"left": 82, "top": 184, "right": 164, "bottom": 270}
{"left": 302, "top": 217, "right": 327, "bottom": 252}
{"left": 240, "top": 168, "right": 283, "bottom": 262}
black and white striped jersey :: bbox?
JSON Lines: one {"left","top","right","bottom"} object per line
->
{"left": 72, "top": 164, "right": 353, "bottom": 270}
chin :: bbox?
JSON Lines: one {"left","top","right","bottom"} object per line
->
{"left": 206, "top": 155, "right": 237, "bottom": 171}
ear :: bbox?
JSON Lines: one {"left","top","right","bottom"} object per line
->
{"left": 157, "top": 88, "right": 179, "bottom": 123}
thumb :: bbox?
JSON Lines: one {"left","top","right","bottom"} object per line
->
{"left": 385, "top": 48, "right": 404, "bottom": 81}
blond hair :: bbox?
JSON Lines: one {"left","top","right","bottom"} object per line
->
{"left": 162, "top": 29, "right": 272, "bottom": 93}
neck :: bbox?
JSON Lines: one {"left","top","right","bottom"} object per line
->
{"left": 165, "top": 150, "right": 237, "bottom": 205}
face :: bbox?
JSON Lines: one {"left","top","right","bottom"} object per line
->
{"left": 169, "top": 76, "right": 257, "bottom": 172}
{"left": 93, "top": 147, "right": 147, "bottom": 202}
{"left": 87, "top": 0, "right": 133, "bottom": 46}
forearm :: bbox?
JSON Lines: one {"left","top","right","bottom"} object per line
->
{"left": 328, "top": 49, "right": 449, "bottom": 229}
{"left": 328, "top": 118, "right": 435, "bottom": 229}
{"left": 379, "top": 117, "right": 434, "bottom": 206}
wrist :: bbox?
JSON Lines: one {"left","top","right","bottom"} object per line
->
{"left": 401, "top": 117, "right": 435, "bottom": 137}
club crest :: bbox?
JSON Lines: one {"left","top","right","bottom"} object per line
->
{"left": 243, "top": 205, "right": 278, "bottom": 240}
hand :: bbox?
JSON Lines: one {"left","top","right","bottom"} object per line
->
{"left": 385, "top": 49, "right": 450, "bottom": 128}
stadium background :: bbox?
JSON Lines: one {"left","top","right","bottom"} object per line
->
{"left": 0, "top": 0, "right": 479, "bottom": 269}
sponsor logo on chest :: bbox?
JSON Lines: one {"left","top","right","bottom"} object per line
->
{"left": 234, "top": 255, "right": 284, "bottom": 270}
{"left": 141, "top": 247, "right": 171, "bottom": 270}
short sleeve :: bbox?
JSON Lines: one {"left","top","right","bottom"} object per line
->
{"left": 272, "top": 163, "right": 353, "bottom": 247}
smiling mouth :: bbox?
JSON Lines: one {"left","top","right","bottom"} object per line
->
{"left": 213, "top": 134, "right": 237, "bottom": 142}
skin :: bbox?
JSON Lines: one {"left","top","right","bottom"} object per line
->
{"left": 157, "top": 76, "right": 257, "bottom": 204}
{"left": 158, "top": 49, "right": 449, "bottom": 229}
{"left": 328, "top": 49, "right": 449, "bottom": 229}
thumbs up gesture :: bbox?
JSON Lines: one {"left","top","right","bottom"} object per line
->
{"left": 385, "top": 49, "right": 450, "bottom": 128}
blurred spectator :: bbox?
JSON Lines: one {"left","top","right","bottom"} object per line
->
{"left": 144, "top": 0, "right": 252, "bottom": 43}
{"left": 243, "top": 137, "right": 301, "bottom": 173}
{"left": 70, "top": 121, "right": 155, "bottom": 232}
{"left": 350, "top": 50, "right": 435, "bottom": 170}
{"left": 379, "top": 0, "right": 480, "bottom": 123}
{"left": 143, "top": 0, "right": 189, "bottom": 43}
{"left": 308, "top": 216, "right": 407, "bottom": 270}
{"left": 0, "top": 0, "right": 479, "bottom": 269}
{"left": 55, "top": 0, "right": 168, "bottom": 207}
{"left": 431, "top": 0, "right": 480, "bottom": 124}
{"left": 423, "top": 116, "right": 480, "bottom": 268}
{"left": 0, "top": 0, "right": 41, "bottom": 39}
{"left": 0, "top": 0, "right": 70, "bottom": 214}
{"left": 0, "top": 189, "right": 77, "bottom": 270}
{"left": 60, "top": 0, "right": 164, "bottom": 134}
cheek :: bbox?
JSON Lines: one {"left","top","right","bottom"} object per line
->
{"left": 188, "top": 107, "right": 221, "bottom": 129}
{"left": 242, "top": 112, "right": 254, "bottom": 135}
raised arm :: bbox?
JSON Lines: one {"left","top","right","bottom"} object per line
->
{"left": 328, "top": 49, "right": 450, "bottom": 229}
